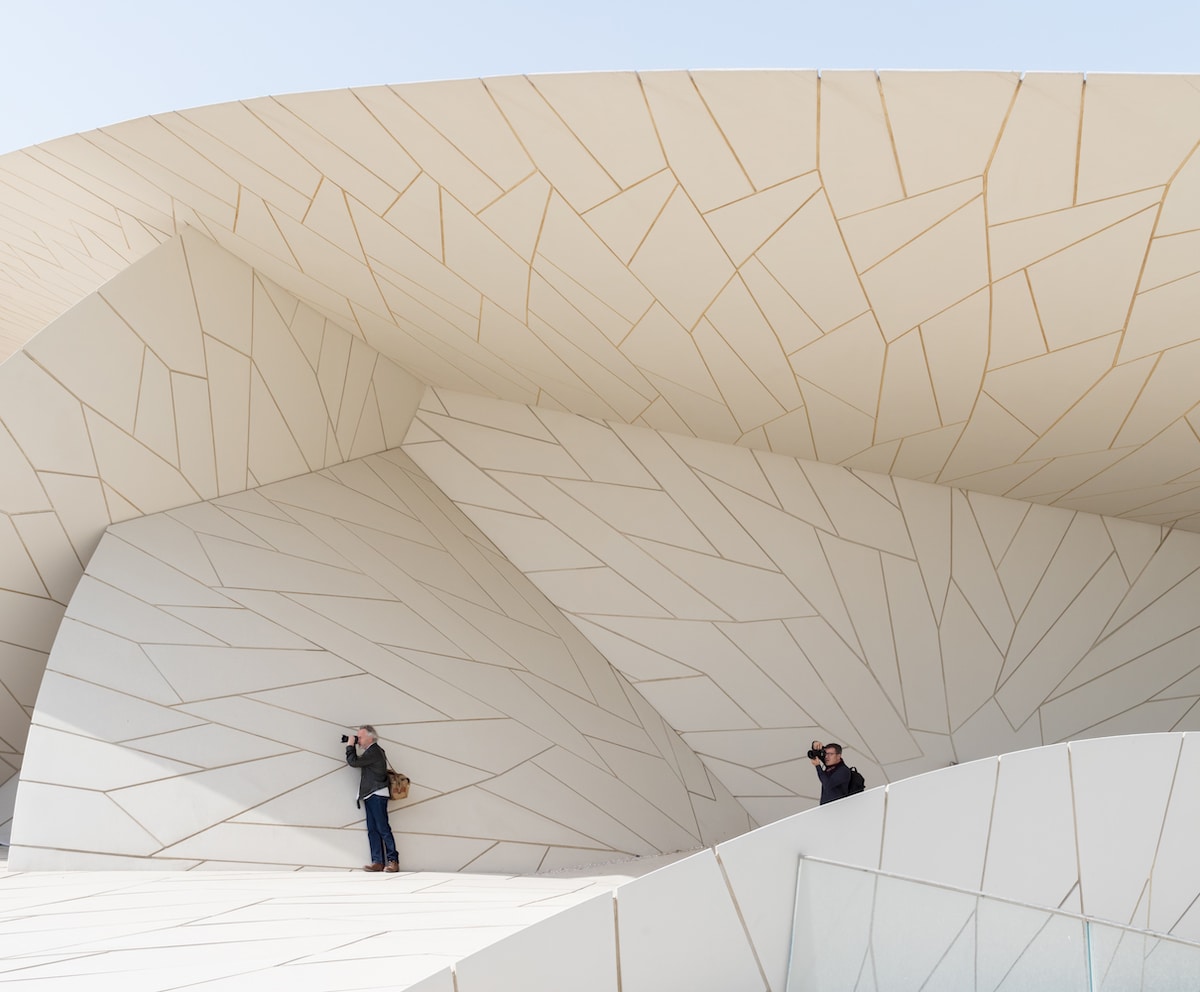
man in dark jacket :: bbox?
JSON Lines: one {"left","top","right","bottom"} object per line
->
{"left": 810, "top": 740, "right": 852, "bottom": 805}
{"left": 344, "top": 724, "right": 398, "bottom": 872}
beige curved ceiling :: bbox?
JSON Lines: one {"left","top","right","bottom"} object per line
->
{"left": 3, "top": 70, "right": 1200, "bottom": 528}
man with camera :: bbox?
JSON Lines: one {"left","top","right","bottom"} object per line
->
{"left": 809, "top": 740, "right": 851, "bottom": 805}
{"left": 343, "top": 725, "right": 398, "bottom": 872}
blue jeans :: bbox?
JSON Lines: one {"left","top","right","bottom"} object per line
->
{"left": 363, "top": 794, "right": 397, "bottom": 865}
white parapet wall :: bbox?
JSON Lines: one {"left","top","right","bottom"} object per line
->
{"left": 404, "top": 733, "right": 1200, "bottom": 992}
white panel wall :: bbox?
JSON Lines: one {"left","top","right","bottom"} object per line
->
{"left": 404, "top": 389, "right": 1200, "bottom": 824}
{"left": 11, "top": 448, "right": 749, "bottom": 870}
{"left": 0, "top": 229, "right": 423, "bottom": 842}
{"left": 6, "top": 71, "right": 1200, "bottom": 859}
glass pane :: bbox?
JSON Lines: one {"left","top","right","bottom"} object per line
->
{"left": 989, "top": 911, "right": 1089, "bottom": 992}
{"left": 788, "top": 859, "right": 875, "bottom": 991}
{"left": 784, "top": 859, "right": 1200, "bottom": 992}
{"left": 1090, "top": 922, "right": 1200, "bottom": 992}
{"left": 870, "top": 874, "right": 978, "bottom": 989}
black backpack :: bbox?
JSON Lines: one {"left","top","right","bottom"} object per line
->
{"left": 846, "top": 765, "right": 866, "bottom": 796}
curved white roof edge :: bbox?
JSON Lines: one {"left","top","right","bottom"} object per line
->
{"left": 3, "top": 70, "right": 1200, "bottom": 528}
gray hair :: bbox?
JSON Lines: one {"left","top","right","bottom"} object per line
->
{"left": 357, "top": 725, "right": 377, "bottom": 739}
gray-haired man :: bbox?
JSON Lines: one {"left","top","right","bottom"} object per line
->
{"left": 344, "top": 725, "right": 398, "bottom": 872}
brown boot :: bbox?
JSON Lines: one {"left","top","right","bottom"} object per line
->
{"left": 384, "top": 862, "right": 399, "bottom": 872}
{"left": 362, "top": 863, "right": 384, "bottom": 872}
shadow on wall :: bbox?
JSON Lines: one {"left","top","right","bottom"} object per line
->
{"left": 0, "top": 228, "right": 426, "bottom": 846}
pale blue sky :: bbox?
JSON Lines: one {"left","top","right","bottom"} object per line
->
{"left": 3, "top": 0, "right": 1198, "bottom": 154}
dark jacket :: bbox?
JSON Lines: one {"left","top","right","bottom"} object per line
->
{"left": 346, "top": 741, "right": 389, "bottom": 807}
{"left": 816, "top": 761, "right": 851, "bottom": 805}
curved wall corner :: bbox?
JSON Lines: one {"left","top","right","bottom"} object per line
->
{"left": 10, "top": 447, "right": 750, "bottom": 870}
{"left": 0, "top": 229, "right": 423, "bottom": 844}
{"left": 6, "top": 73, "right": 1200, "bottom": 545}
{"left": 404, "top": 388, "right": 1200, "bottom": 821}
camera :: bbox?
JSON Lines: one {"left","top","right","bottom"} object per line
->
{"left": 341, "top": 734, "right": 358, "bottom": 745}
{"left": 807, "top": 748, "right": 823, "bottom": 760}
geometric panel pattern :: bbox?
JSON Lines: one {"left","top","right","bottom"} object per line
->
{"left": 3, "top": 72, "right": 1200, "bottom": 531}
{"left": 0, "top": 230, "right": 423, "bottom": 842}
{"left": 404, "top": 389, "right": 1200, "bottom": 822}
{"left": 10, "top": 448, "right": 749, "bottom": 871}
{"left": 5, "top": 68, "right": 1200, "bottom": 988}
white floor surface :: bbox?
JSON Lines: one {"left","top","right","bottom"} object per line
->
{"left": 0, "top": 847, "right": 690, "bottom": 990}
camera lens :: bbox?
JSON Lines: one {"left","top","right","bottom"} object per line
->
{"left": 341, "top": 734, "right": 349, "bottom": 743}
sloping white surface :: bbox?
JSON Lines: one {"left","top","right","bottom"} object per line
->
{"left": 0, "top": 856, "right": 676, "bottom": 991}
